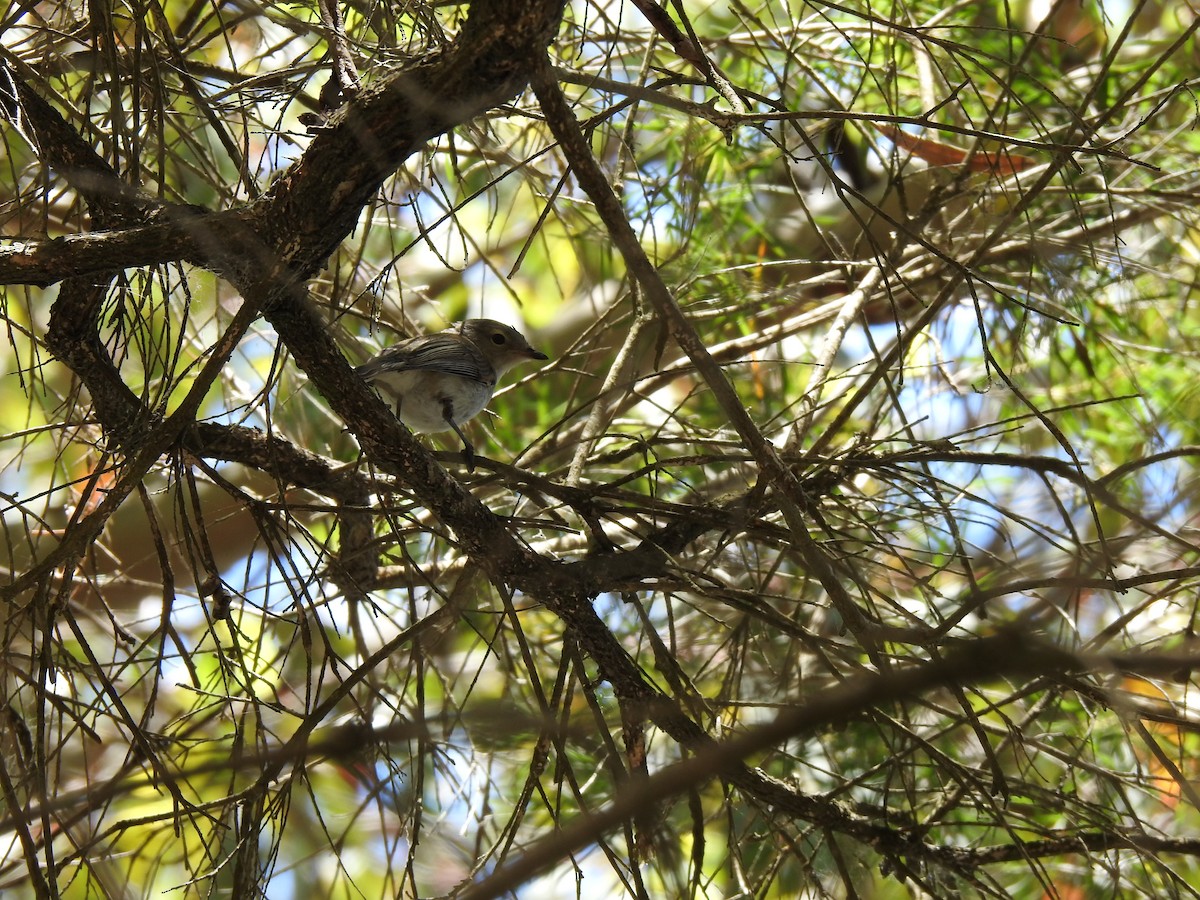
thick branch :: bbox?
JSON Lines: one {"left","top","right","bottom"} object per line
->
{"left": 247, "top": 0, "right": 565, "bottom": 282}
{"left": 0, "top": 59, "right": 144, "bottom": 226}
{"left": 464, "top": 634, "right": 1196, "bottom": 897}
{"left": 0, "top": 217, "right": 212, "bottom": 286}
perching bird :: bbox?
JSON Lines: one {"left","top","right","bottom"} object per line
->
{"left": 355, "top": 318, "right": 548, "bottom": 470}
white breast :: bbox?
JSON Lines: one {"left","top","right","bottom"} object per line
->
{"left": 371, "top": 370, "right": 495, "bottom": 433}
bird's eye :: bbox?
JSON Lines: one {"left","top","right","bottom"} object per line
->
{"left": 491, "top": 333, "right": 506, "bottom": 345}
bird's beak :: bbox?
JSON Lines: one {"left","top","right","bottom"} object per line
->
{"left": 529, "top": 349, "right": 549, "bottom": 360}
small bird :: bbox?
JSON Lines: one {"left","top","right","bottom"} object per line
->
{"left": 355, "top": 318, "right": 548, "bottom": 470}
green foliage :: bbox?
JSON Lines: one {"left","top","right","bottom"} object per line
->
{"left": 2, "top": 0, "right": 1200, "bottom": 897}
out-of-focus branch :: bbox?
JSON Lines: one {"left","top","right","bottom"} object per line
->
{"left": 463, "top": 634, "right": 1200, "bottom": 898}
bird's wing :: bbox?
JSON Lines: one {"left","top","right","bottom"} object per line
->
{"left": 356, "top": 333, "right": 492, "bottom": 384}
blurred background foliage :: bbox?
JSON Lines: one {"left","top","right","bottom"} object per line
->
{"left": 2, "top": 0, "right": 1200, "bottom": 897}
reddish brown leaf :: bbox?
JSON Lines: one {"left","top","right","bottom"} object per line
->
{"left": 875, "top": 123, "right": 1035, "bottom": 177}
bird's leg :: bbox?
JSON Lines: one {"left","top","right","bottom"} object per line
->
{"left": 441, "top": 398, "right": 476, "bottom": 471}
